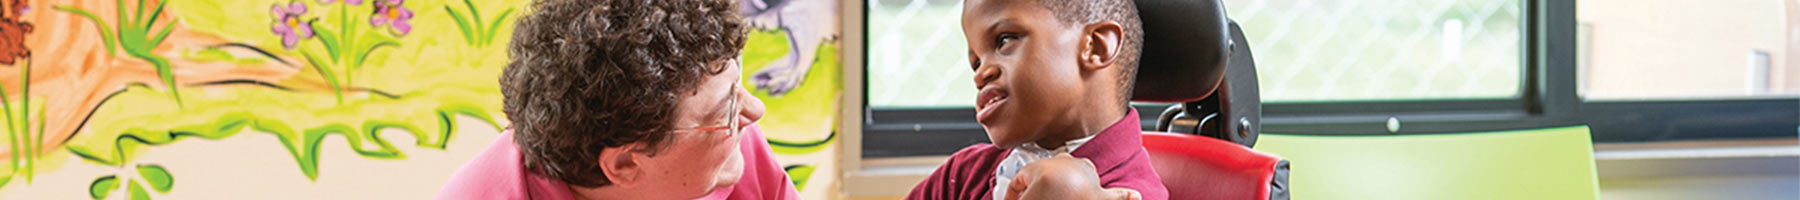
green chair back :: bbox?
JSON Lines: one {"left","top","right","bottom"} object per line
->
{"left": 1254, "top": 126, "right": 1601, "bottom": 200}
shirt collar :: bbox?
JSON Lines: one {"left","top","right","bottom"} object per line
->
{"left": 993, "top": 107, "right": 1140, "bottom": 199}
{"left": 1069, "top": 107, "right": 1143, "bottom": 171}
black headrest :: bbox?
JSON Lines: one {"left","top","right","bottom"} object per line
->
{"left": 1130, "top": 0, "right": 1231, "bottom": 103}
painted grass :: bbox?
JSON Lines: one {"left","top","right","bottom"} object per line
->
{"left": 58, "top": 0, "right": 517, "bottom": 182}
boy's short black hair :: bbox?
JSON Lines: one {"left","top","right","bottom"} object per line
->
{"left": 1037, "top": 0, "right": 1142, "bottom": 104}
{"left": 501, "top": 0, "right": 744, "bottom": 187}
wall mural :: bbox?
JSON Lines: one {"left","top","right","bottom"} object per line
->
{"left": 0, "top": 0, "right": 842, "bottom": 199}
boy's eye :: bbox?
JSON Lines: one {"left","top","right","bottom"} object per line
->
{"left": 995, "top": 33, "right": 1020, "bottom": 50}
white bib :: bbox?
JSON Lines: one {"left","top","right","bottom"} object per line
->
{"left": 992, "top": 134, "right": 1097, "bottom": 200}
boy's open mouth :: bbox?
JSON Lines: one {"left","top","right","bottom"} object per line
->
{"left": 976, "top": 87, "right": 1009, "bottom": 122}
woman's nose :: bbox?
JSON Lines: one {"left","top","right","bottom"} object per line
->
{"left": 737, "top": 87, "right": 765, "bottom": 125}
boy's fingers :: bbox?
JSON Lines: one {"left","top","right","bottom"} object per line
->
{"left": 1052, "top": 153, "right": 1097, "bottom": 171}
{"left": 1004, "top": 174, "right": 1032, "bottom": 200}
{"left": 1104, "top": 188, "right": 1142, "bottom": 200}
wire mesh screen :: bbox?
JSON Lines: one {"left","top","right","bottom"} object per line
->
{"left": 867, "top": 0, "right": 1523, "bottom": 107}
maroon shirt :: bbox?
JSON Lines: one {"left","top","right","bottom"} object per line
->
{"left": 907, "top": 108, "right": 1169, "bottom": 200}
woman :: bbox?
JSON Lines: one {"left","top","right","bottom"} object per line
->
{"left": 437, "top": 0, "right": 798, "bottom": 199}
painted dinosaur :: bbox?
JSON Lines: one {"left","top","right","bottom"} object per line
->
{"left": 741, "top": 0, "right": 839, "bottom": 96}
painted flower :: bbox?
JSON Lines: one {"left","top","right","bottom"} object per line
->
{"left": 318, "top": 0, "right": 364, "bottom": 5}
{"left": 370, "top": 0, "right": 412, "bottom": 35}
{"left": 271, "top": 2, "right": 314, "bottom": 49}
{"left": 10, "top": 0, "right": 28, "bottom": 15}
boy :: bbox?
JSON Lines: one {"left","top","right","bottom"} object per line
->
{"left": 907, "top": 0, "right": 1166, "bottom": 199}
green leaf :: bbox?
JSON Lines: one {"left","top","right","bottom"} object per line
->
{"left": 482, "top": 8, "right": 515, "bottom": 46}
{"left": 782, "top": 165, "right": 817, "bottom": 190}
{"left": 67, "top": 146, "right": 120, "bottom": 166}
{"left": 304, "top": 124, "right": 405, "bottom": 159}
{"left": 2, "top": 82, "right": 14, "bottom": 172}
{"left": 115, "top": 1, "right": 146, "bottom": 51}
{"left": 144, "top": 0, "right": 169, "bottom": 30}
{"left": 52, "top": 6, "right": 119, "bottom": 57}
{"left": 444, "top": 7, "right": 476, "bottom": 45}
{"left": 311, "top": 21, "right": 343, "bottom": 61}
{"left": 186, "top": 47, "right": 236, "bottom": 62}
{"left": 35, "top": 105, "right": 47, "bottom": 177}
{"left": 116, "top": 0, "right": 130, "bottom": 31}
{"left": 435, "top": 111, "right": 455, "bottom": 148}
{"left": 135, "top": 55, "right": 181, "bottom": 105}
{"left": 463, "top": 0, "right": 483, "bottom": 33}
{"left": 364, "top": 121, "right": 429, "bottom": 149}
{"left": 353, "top": 40, "right": 399, "bottom": 68}
{"left": 439, "top": 104, "right": 501, "bottom": 132}
{"left": 150, "top": 24, "right": 175, "bottom": 47}
{"left": 300, "top": 51, "right": 345, "bottom": 104}
{"left": 339, "top": 5, "right": 354, "bottom": 64}
{"left": 128, "top": 180, "right": 151, "bottom": 200}
{"left": 132, "top": 0, "right": 145, "bottom": 26}
{"left": 89, "top": 175, "right": 119, "bottom": 200}
{"left": 20, "top": 52, "right": 32, "bottom": 182}
{"left": 768, "top": 131, "right": 836, "bottom": 155}
{"left": 136, "top": 164, "right": 174, "bottom": 193}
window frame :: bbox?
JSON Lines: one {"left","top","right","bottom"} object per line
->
{"left": 857, "top": 0, "right": 1800, "bottom": 158}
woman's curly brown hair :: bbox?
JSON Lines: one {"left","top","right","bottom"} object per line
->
{"left": 502, "top": 0, "right": 744, "bottom": 187}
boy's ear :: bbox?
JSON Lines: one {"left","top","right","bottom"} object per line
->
{"left": 1079, "top": 21, "right": 1126, "bottom": 72}
{"left": 597, "top": 143, "right": 645, "bottom": 187}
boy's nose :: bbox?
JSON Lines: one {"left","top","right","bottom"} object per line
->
{"left": 736, "top": 87, "right": 765, "bottom": 125}
{"left": 973, "top": 63, "right": 1002, "bottom": 89}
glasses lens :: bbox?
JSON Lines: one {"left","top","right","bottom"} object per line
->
{"left": 725, "top": 84, "right": 740, "bottom": 137}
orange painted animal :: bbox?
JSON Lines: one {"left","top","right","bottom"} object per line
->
{"left": 0, "top": 0, "right": 342, "bottom": 161}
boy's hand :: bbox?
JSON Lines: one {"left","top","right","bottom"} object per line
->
{"left": 1002, "top": 154, "right": 1143, "bottom": 200}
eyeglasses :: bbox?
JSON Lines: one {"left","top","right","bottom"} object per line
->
{"left": 676, "top": 84, "right": 738, "bottom": 137}
{"left": 673, "top": 61, "right": 742, "bottom": 137}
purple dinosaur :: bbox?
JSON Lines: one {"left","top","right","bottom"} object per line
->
{"left": 742, "top": 0, "right": 839, "bottom": 96}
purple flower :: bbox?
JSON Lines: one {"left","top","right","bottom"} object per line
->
{"left": 318, "top": 0, "right": 364, "bottom": 5}
{"left": 370, "top": 0, "right": 412, "bottom": 35}
{"left": 271, "top": 3, "right": 313, "bottom": 49}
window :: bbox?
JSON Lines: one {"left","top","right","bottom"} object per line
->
{"left": 1576, "top": 0, "right": 1800, "bottom": 100}
{"left": 863, "top": 0, "right": 1539, "bottom": 157}
{"left": 865, "top": 0, "right": 1531, "bottom": 105}
{"left": 1233, "top": 0, "right": 1544, "bottom": 135}
{"left": 1227, "top": 0, "right": 1523, "bottom": 102}
{"left": 859, "top": 0, "right": 1799, "bottom": 158}
{"left": 1573, "top": 0, "right": 1800, "bottom": 142}
{"left": 867, "top": 0, "right": 974, "bottom": 108}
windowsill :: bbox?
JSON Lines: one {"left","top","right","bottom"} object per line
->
{"left": 1591, "top": 137, "right": 1798, "bottom": 200}
{"left": 1592, "top": 137, "right": 1799, "bottom": 178}
{"left": 843, "top": 156, "right": 949, "bottom": 198}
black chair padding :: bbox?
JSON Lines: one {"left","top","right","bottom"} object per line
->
{"left": 1195, "top": 21, "right": 1260, "bottom": 147}
{"left": 1130, "top": 0, "right": 1231, "bottom": 102}
{"left": 1154, "top": 21, "right": 1260, "bottom": 147}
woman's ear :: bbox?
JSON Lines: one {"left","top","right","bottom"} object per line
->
{"left": 598, "top": 143, "right": 644, "bottom": 187}
{"left": 1079, "top": 21, "right": 1126, "bottom": 72}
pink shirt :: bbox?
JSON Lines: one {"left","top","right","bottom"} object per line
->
{"left": 437, "top": 125, "right": 800, "bottom": 200}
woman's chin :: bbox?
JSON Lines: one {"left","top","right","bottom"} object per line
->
{"left": 709, "top": 158, "right": 746, "bottom": 192}
{"left": 698, "top": 174, "right": 741, "bottom": 197}
{"left": 713, "top": 173, "right": 742, "bottom": 190}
